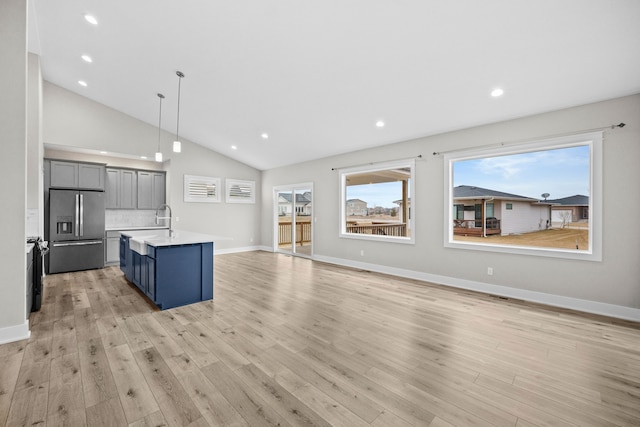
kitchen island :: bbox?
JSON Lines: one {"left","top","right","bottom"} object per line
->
{"left": 119, "top": 229, "right": 223, "bottom": 310}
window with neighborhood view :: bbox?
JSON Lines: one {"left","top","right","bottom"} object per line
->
{"left": 339, "top": 159, "right": 415, "bottom": 243}
{"left": 444, "top": 132, "right": 602, "bottom": 260}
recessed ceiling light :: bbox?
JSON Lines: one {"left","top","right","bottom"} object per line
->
{"left": 84, "top": 14, "right": 98, "bottom": 25}
{"left": 99, "top": 151, "right": 107, "bottom": 154}
{"left": 261, "top": 133, "right": 269, "bottom": 140}
{"left": 78, "top": 80, "right": 88, "bottom": 87}
{"left": 81, "top": 55, "right": 93, "bottom": 63}
{"left": 376, "top": 120, "right": 385, "bottom": 128}
{"left": 140, "top": 156, "right": 147, "bottom": 160}
{"left": 231, "top": 145, "right": 238, "bottom": 150}
{"left": 491, "top": 88, "right": 504, "bottom": 97}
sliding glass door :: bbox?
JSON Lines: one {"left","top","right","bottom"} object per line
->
{"left": 275, "top": 184, "right": 313, "bottom": 257}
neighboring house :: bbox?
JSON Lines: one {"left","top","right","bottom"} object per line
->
{"left": 393, "top": 198, "right": 411, "bottom": 223}
{"left": 453, "top": 185, "right": 552, "bottom": 236}
{"left": 279, "top": 192, "right": 312, "bottom": 216}
{"left": 546, "top": 195, "right": 589, "bottom": 227}
{"left": 346, "top": 199, "right": 368, "bottom": 216}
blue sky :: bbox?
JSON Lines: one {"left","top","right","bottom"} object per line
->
{"left": 347, "top": 181, "right": 403, "bottom": 208}
{"left": 347, "top": 145, "right": 590, "bottom": 208}
{"left": 453, "top": 145, "right": 590, "bottom": 200}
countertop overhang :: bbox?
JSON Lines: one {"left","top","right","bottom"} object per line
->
{"left": 106, "top": 225, "right": 169, "bottom": 231}
{"left": 120, "top": 229, "right": 231, "bottom": 247}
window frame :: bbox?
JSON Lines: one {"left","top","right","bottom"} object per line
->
{"left": 226, "top": 179, "right": 256, "bottom": 204}
{"left": 443, "top": 132, "right": 602, "bottom": 261}
{"left": 183, "top": 174, "right": 221, "bottom": 203}
{"left": 339, "top": 158, "right": 416, "bottom": 244}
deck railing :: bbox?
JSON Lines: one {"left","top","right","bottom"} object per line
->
{"left": 453, "top": 218, "right": 501, "bottom": 236}
{"left": 278, "top": 221, "right": 312, "bottom": 246}
{"left": 346, "top": 222, "right": 406, "bottom": 237}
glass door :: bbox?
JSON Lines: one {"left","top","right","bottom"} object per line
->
{"left": 275, "top": 185, "right": 313, "bottom": 258}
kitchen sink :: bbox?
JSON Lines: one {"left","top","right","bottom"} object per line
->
{"left": 129, "top": 236, "right": 154, "bottom": 255}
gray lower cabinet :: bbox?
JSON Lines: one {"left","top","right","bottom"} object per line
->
{"left": 105, "top": 231, "right": 121, "bottom": 265}
{"left": 106, "top": 168, "right": 137, "bottom": 209}
{"left": 50, "top": 160, "right": 105, "bottom": 190}
{"left": 137, "top": 171, "right": 166, "bottom": 209}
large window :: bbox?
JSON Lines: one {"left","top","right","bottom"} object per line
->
{"left": 444, "top": 132, "right": 602, "bottom": 260}
{"left": 340, "top": 159, "right": 415, "bottom": 243}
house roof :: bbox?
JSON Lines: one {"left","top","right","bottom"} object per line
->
{"left": 346, "top": 199, "right": 367, "bottom": 204}
{"left": 453, "top": 185, "right": 539, "bottom": 202}
{"left": 279, "top": 193, "right": 312, "bottom": 204}
{"left": 546, "top": 195, "right": 589, "bottom": 206}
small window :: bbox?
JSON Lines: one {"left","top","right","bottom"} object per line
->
{"left": 339, "top": 159, "right": 415, "bottom": 243}
{"left": 506, "top": 203, "right": 513, "bottom": 210}
{"left": 184, "top": 175, "right": 221, "bottom": 203}
{"left": 226, "top": 179, "right": 255, "bottom": 204}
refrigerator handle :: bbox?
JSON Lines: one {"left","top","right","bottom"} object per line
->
{"left": 80, "top": 193, "right": 84, "bottom": 236}
{"left": 75, "top": 194, "right": 79, "bottom": 237}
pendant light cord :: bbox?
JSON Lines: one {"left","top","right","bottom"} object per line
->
{"left": 157, "top": 93, "right": 165, "bottom": 152}
{"left": 175, "top": 71, "right": 185, "bottom": 141}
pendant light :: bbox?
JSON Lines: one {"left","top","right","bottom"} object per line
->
{"left": 173, "top": 71, "right": 185, "bottom": 153}
{"left": 155, "top": 93, "right": 165, "bottom": 162}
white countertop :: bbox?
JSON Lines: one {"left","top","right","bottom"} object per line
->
{"left": 106, "top": 225, "right": 169, "bottom": 231}
{"left": 121, "top": 229, "right": 231, "bottom": 247}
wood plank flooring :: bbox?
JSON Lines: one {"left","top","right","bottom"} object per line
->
{"left": 1, "top": 251, "right": 639, "bottom": 426}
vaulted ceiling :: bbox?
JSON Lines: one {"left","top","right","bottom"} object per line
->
{"left": 30, "top": 0, "right": 640, "bottom": 170}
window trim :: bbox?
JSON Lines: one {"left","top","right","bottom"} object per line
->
{"left": 226, "top": 179, "right": 256, "bottom": 204}
{"left": 339, "top": 158, "right": 416, "bottom": 244}
{"left": 443, "top": 132, "right": 602, "bottom": 261}
{"left": 183, "top": 174, "right": 221, "bottom": 203}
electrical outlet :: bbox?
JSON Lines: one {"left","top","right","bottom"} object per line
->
{"left": 360, "top": 250, "right": 365, "bottom": 256}
{"left": 175, "top": 216, "right": 179, "bottom": 222}
{"left": 249, "top": 237, "right": 254, "bottom": 243}
{"left": 487, "top": 267, "right": 494, "bottom": 276}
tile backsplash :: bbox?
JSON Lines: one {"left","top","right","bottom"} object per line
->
{"left": 106, "top": 209, "right": 167, "bottom": 228}
{"left": 27, "top": 208, "right": 40, "bottom": 237}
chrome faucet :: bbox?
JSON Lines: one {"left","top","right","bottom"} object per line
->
{"left": 155, "top": 204, "right": 174, "bottom": 237}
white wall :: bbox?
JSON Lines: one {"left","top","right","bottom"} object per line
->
{"left": 27, "top": 53, "right": 43, "bottom": 237}
{"left": 500, "top": 202, "right": 549, "bottom": 235}
{"left": 261, "top": 94, "right": 640, "bottom": 315}
{"left": 42, "top": 82, "right": 261, "bottom": 251}
{"left": 0, "top": 0, "right": 29, "bottom": 343}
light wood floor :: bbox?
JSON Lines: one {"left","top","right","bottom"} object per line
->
{"left": 1, "top": 251, "right": 639, "bottom": 426}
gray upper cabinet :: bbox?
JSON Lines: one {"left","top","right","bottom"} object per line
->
{"left": 79, "top": 163, "right": 105, "bottom": 190}
{"left": 106, "top": 168, "right": 138, "bottom": 209}
{"left": 120, "top": 170, "right": 137, "bottom": 209}
{"left": 50, "top": 161, "right": 78, "bottom": 188}
{"left": 50, "top": 160, "right": 105, "bottom": 190}
{"left": 152, "top": 172, "right": 166, "bottom": 208}
{"left": 106, "top": 168, "right": 165, "bottom": 210}
{"left": 137, "top": 171, "right": 166, "bottom": 209}
{"left": 105, "top": 169, "right": 119, "bottom": 208}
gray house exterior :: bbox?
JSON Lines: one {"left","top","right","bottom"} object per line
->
{"left": 546, "top": 195, "right": 589, "bottom": 227}
{"left": 346, "top": 198, "right": 368, "bottom": 216}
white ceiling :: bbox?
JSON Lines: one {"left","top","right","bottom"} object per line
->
{"left": 30, "top": 0, "right": 640, "bottom": 170}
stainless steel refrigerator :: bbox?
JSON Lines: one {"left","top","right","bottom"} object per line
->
{"left": 49, "top": 189, "right": 105, "bottom": 273}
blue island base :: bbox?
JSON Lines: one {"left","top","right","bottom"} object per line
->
{"left": 120, "top": 235, "right": 213, "bottom": 310}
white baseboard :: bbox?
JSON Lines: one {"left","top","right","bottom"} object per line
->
{"left": 0, "top": 320, "right": 30, "bottom": 345}
{"left": 313, "top": 254, "right": 640, "bottom": 322}
{"left": 215, "top": 245, "right": 272, "bottom": 255}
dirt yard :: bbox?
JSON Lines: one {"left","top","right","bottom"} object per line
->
{"left": 454, "top": 228, "right": 589, "bottom": 250}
